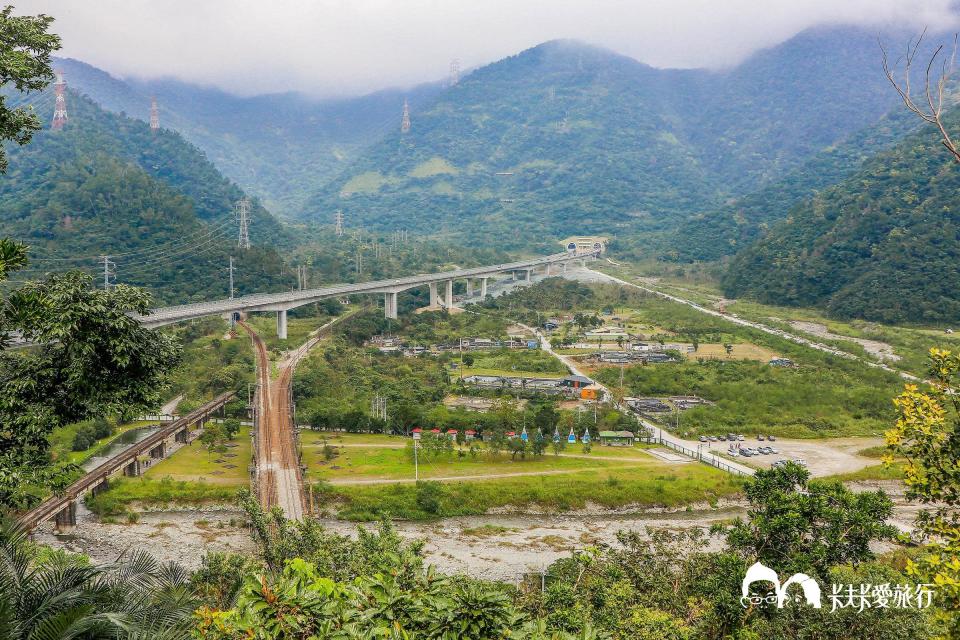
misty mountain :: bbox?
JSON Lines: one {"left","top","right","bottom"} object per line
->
{"left": 300, "top": 27, "right": 907, "bottom": 248}
{"left": 721, "top": 106, "right": 960, "bottom": 324}
{"left": 55, "top": 57, "right": 444, "bottom": 217}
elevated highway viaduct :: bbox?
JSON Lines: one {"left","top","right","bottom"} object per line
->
{"left": 135, "top": 251, "right": 596, "bottom": 338}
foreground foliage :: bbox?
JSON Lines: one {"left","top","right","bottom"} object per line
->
{"left": 887, "top": 348, "right": 960, "bottom": 636}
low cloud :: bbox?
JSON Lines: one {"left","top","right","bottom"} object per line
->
{"left": 17, "top": 0, "right": 959, "bottom": 97}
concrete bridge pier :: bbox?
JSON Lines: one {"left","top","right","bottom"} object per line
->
{"left": 466, "top": 279, "right": 474, "bottom": 298}
{"left": 54, "top": 500, "right": 77, "bottom": 534}
{"left": 545, "top": 264, "right": 552, "bottom": 276}
{"left": 90, "top": 480, "right": 109, "bottom": 498}
{"left": 150, "top": 442, "right": 166, "bottom": 459}
{"left": 277, "top": 309, "right": 288, "bottom": 340}
{"left": 429, "top": 282, "right": 439, "bottom": 307}
{"left": 480, "top": 277, "right": 488, "bottom": 299}
{"left": 124, "top": 459, "right": 142, "bottom": 477}
{"left": 444, "top": 280, "right": 454, "bottom": 308}
{"left": 384, "top": 292, "right": 398, "bottom": 319}
{"left": 175, "top": 428, "right": 188, "bottom": 444}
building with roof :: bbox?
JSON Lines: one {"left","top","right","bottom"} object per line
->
{"left": 599, "top": 431, "right": 635, "bottom": 446}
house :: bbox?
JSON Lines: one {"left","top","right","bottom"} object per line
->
{"left": 560, "top": 375, "right": 593, "bottom": 389}
{"left": 599, "top": 431, "right": 635, "bottom": 446}
{"left": 542, "top": 320, "right": 560, "bottom": 331}
{"left": 642, "top": 352, "right": 676, "bottom": 364}
{"left": 465, "top": 429, "right": 477, "bottom": 441}
{"left": 447, "top": 429, "right": 458, "bottom": 440}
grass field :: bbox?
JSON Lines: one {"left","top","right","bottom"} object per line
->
{"left": 302, "top": 443, "right": 644, "bottom": 481}
{"left": 143, "top": 426, "right": 252, "bottom": 485}
{"left": 820, "top": 463, "right": 905, "bottom": 483}
{"left": 243, "top": 313, "right": 333, "bottom": 354}
{"left": 85, "top": 477, "right": 240, "bottom": 517}
{"left": 316, "top": 463, "right": 743, "bottom": 521}
{"left": 595, "top": 261, "right": 960, "bottom": 377}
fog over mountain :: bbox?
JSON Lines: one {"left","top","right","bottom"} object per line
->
{"left": 16, "top": 0, "right": 958, "bottom": 97}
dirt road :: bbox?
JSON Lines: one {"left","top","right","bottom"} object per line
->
{"left": 240, "top": 322, "right": 305, "bottom": 520}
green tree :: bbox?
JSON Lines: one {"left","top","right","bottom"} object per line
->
{"left": 886, "top": 348, "right": 960, "bottom": 635}
{"left": 723, "top": 462, "right": 896, "bottom": 576}
{"left": 0, "top": 6, "right": 61, "bottom": 172}
{"left": 0, "top": 269, "right": 181, "bottom": 510}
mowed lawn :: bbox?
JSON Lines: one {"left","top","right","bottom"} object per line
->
{"left": 301, "top": 431, "right": 687, "bottom": 484}
{"left": 144, "top": 426, "right": 252, "bottom": 486}
{"left": 318, "top": 463, "right": 743, "bottom": 521}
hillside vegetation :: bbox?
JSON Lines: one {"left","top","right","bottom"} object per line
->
{"left": 722, "top": 106, "right": 960, "bottom": 323}
{"left": 304, "top": 28, "right": 904, "bottom": 249}
{"left": 0, "top": 89, "right": 293, "bottom": 304}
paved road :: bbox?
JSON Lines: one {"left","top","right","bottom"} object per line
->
{"left": 580, "top": 267, "right": 920, "bottom": 383}
{"left": 520, "top": 321, "right": 756, "bottom": 476}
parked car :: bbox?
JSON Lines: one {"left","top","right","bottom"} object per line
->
{"left": 741, "top": 449, "right": 754, "bottom": 457}
{"left": 793, "top": 458, "right": 807, "bottom": 466}
{"left": 698, "top": 435, "right": 707, "bottom": 442}
{"left": 767, "top": 447, "right": 779, "bottom": 454}
{"left": 757, "top": 434, "right": 765, "bottom": 441}
{"left": 708, "top": 435, "right": 717, "bottom": 442}
{"left": 772, "top": 460, "right": 786, "bottom": 468}
{"left": 768, "top": 435, "right": 777, "bottom": 442}
{"left": 737, "top": 434, "right": 745, "bottom": 441}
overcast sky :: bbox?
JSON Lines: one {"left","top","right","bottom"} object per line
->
{"left": 16, "top": 0, "right": 960, "bottom": 98}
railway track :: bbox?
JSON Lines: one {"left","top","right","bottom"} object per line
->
{"left": 239, "top": 321, "right": 305, "bottom": 520}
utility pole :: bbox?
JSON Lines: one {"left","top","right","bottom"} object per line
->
{"left": 355, "top": 247, "right": 363, "bottom": 275}
{"left": 296, "top": 265, "right": 302, "bottom": 291}
{"left": 52, "top": 69, "right": 67, "bottom": 130}
{"left": 334, "top": 210, "right": 343, "bottom": 237}
{"left": 236, "top": 197, "right": 251, "bottom": 249}
{"left": 229, "top": 256, "right": 235, "bottom": 299}
{"left": 100, "top": 255, "right": 115, "bottom": 289}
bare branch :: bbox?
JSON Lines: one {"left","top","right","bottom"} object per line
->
{"left": 881, "top": 29, "right": 960, "bottom": 163}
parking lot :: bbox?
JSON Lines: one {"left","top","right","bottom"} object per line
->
{"left": 701, "top": 436, "right": 885, "bottom": 477}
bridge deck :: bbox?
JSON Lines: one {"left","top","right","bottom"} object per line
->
{"left": 137, "top": 251, "right": 590, "bottom": 326}
{"left": 17, "top": 391, "right": 235, "bottom": 530}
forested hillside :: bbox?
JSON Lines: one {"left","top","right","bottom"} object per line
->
{"left": 303, "top": 27, "right": 908, "bottom": 248}
{"left": 0, "top": 89, "right": 293, "bottom": 304}
{"left": 56, "top": 57, "right": 443, "bottom": 216}
{"left": 664, "top": 107, "right": 921, "bottom": 262}
{"left": 721, "top": 107, "right": 960, "bottom": 323}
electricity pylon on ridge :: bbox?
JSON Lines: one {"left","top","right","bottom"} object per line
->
{"left": 52, "top": 70, "right": 67, "bottom": 130}
{"left": 400, "top": 99, "right": 411, "bottom": 133}
{"left": 236, "top": 197, "right": 251, "bottom": 249}
{"left": 334, "top": 210, "right": 343, "bottom": 237}
{"left": 150, "top": 96, "right": 159, "bottom": 132}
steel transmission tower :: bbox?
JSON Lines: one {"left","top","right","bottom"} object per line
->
{"left": 100, "top": 255, "right": 115, "bottom": 289}
{"left": 334, "top": 210, "right": 343, "bottom": 237}
{"left": 150, "top": 96, "right": 159, "bottom": 132}
{"left": 235, "top": 197, "right": 251, "bottom": 249}
{"left": 52, "top": 70, "right": 67, "bottom": 130}
{"left": 448, "top": 59, "right": 461, "bottom": 87}
{"left": 400, "top": 98, "right": 411, "bottom": 133}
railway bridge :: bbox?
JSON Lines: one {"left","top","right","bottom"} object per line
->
{"left": 17, "top": 392, "right": 235, "bottom": 532}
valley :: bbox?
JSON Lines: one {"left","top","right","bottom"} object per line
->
{"left": 2, "top": 4, "right": 959, "bottom": 638}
